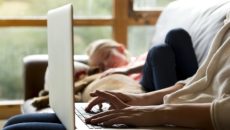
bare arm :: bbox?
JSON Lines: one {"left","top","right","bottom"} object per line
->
{"left": 160, "top": 103, "right": 213, "bottom": 130}
{"left": 126, "top": 62, "right": 144, "bottom": 74}
{"left": 85, "top": 83, "right": 184, "bottom": 112}
{"left": 86, "top": 91, "right": 214, "bottom": 130}
{"left": 101, "top": 62, "right": 145, "bottom": 77}
{"left": 141, "top": 82, "right": 185, "bottom": 105}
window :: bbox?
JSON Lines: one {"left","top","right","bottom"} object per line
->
{"left": 0, "top": 27, "right": 47, "bottom": 100}
{"left": 0, "top": 0, "right": 113, "bottom": 100}
{"left": 133, "top": 0, "right": 174, "bottom": 10}
{"left": 128, "top": 26, "right": 155, "bottom": 56}
{"left": 128, "top": 0, "right": 175, "bottom": 56}
{"left": 0, "top": 0, "right": 173, "bottom": 119}
{"left": 0, "top": 0, "right": 112, "bottom": 17}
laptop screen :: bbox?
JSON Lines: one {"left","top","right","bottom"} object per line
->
{"left": 47, "top": 4, "right": 75, "bottom": 130}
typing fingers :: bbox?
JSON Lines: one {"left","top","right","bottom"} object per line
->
{"left": 85, "top": 97, "right": 105, "bottom": 112}
{"left": 94, "top": 90, "right": 128, "bottom": 109}
{"left": 85, "top": 90, "right": 129, "bottom": 112}
{"left": 86, "top": 110, "right": 135, "bottom": 127}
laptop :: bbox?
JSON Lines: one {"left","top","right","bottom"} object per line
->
{"left": 47, "top": 4, "right": 193, "bottom": 130}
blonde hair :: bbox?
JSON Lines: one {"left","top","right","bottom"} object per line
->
{"left": 86, "top": 39, "right": 130, "bottom": 60}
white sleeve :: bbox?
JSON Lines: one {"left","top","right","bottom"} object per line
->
{"left": 211, "top": 96, "right": 230, "bottom": 130}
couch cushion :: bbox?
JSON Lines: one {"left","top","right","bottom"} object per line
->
{"left": 152, "top": 0, "right": 230, "bottom": 65}
{"left": 21, "top": 99, "right": 53, "bottom": 113}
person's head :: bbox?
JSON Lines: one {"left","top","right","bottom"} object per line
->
{"left": 87, "top": 39, "right": 130, "bottom": 71}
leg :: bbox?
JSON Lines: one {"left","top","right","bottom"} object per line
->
{"left": 140, "top": 29, "right": 198, "bottom": 91}
{"left": 165, "top": 28, "right": 198, "bottom": 80}
{"left": 3, "top": 113, "right": 65, "bottom": 130}
{"left": 140, "top": 44, "right": 177, "bottom": 91}
{"left": 4, "top": 113, "right": 61, "bottom": 126}
{"left": 3, "top": 122, "right": 65, "bottom": 130}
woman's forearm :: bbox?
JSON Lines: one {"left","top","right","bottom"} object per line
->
{"left": 143, "top": 83, "right": 184, "bottom": 105}
{"left": 159, "top": 103, "right": 213, "bottom": 130}
{"left": 127, "top": 62, "right": 145, "bottom": 74}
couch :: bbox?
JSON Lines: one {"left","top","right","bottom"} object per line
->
{"left": 21, "top": 0, "right": 230, "bottom": 113}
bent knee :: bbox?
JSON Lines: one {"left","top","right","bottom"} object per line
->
{"left": 166, "top": 28, "right": 190, "bottom": 39}
{"left": 165, "top": 28, "right": 191, "bottom": 45}
{"left": 148, "top": 44, "right": 174, "bottom": 61}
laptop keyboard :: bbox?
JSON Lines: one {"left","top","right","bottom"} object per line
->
{"left": 75, "top": 105, "right": 107, "bottom": 129}
{"left": 75, "top": 104, "right": 129, "bottom": 129}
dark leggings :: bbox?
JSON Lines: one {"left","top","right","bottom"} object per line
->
{"left": 140, "top": 28, "right": 198, "bottom": 91}
{"left": 3, "top": 113, "right": 65, "bottom": 130}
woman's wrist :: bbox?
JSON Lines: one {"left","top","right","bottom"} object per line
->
{"left": 141, "top": 91, "right": 163, "bottom": 105}
{"left": 156, "top": 103, "right": 213, "bottom": 129}
{"left": 156, "top": 104, "right": 170, "bottom": 125}
{"left": 141, "top": 84, "right": 184, "bottom": 105}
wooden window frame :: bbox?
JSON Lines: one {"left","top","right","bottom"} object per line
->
{"left": 0, "top": 0, "right": 162, "bottom": 119}
{"left": 0, "top": 100, "right": 23, "bottom": 120}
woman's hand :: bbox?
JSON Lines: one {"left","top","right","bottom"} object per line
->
{"left": 85, "top": 95, "right": 214, "bottom": 129}
{"left": 86, "top": 106, "right": 163, "bottom": 127}
{"left": 85, "top": 90, "right": 147, "bottom": 112}
{"left": 85, "top": 92, "right": 164, "bottom": 127}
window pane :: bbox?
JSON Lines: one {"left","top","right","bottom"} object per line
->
{"left": 133, "top": 0, "right": 175, "bottom": 11}
{"left": 73, "top": 26, "right": 112, "bottom": 54}
{"left": 0, "top": 0, "right": 112, "bottom": 18}
{"left": 0, "top": 26, "right": 111, "bottom": 100}
{"left": 128, "top": 26, "right": 155, "bottom": 56}
{"left": 73, "top": 0, "right": 112, "bottom": 18}
{"left": 0, "top": 27, "right": 47, "bottom": 100}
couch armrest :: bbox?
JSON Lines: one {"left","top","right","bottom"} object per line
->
{"left": 23, "top": 55, "right": 48, "bottom": 100}
{"left": 23, "top": 54, "right": 89, "bottom": 100}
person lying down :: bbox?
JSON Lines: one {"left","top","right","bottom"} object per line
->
{"left": 32, "top": 39, "right": 148, "bottom": 110}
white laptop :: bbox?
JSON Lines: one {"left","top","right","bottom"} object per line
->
{"left": 47, "top": 4, "right": 193, "bottom": 130}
